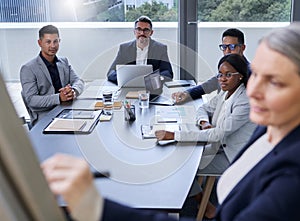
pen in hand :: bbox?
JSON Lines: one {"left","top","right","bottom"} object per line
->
{"left": 93, "top": 171, "right": 110, "bottom": 178}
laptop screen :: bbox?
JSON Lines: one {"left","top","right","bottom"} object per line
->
{"left": 144, "top": 69, "right": 163, "bottom": 98}
{"left": 116, "top": 64, "right": 153, "bottom": 88}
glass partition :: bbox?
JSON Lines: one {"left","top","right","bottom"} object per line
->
{"left": 196, "top": 0, "right": 292, "bottom": 82}
{"left": 198, "top": 0, "right": 291, "bottom": 22}
{"left": 0, "top": 0, "right": 294, "bottom": 82}
{"left": 0, "top": 0, "right": 178, "bottom": 22}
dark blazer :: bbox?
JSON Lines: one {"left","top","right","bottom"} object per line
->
{"left": 102, "top": 199, "right": 192, "bottom": 221}
{"left": 107, "top": 39, "right": 173, "bottom": 84}
{"left": 101, "top": 125, "right": 300, "bottom": 221}
{"left": 215, "top": 124, "right": 300, "bottom": 221}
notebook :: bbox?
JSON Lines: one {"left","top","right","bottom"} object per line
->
{"left": 43, "top": 109, "right": 102, "bottom": 134}
{"left": 116, "top": 64, "right": 153, "bottom": 88}
{"left": 144, "top": 70, "right": 174, "bottom": 106}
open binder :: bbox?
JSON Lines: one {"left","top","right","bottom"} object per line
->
{"left": 43, "top": 109, "right": 102, "bottom": 134}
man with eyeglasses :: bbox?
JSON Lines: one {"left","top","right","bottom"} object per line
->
{"left": 20, "top": 25, "right": 85, "bottom": 127}
{"left": 172, "top": 28, "right": 251, "bottom": 104}
{"left": 107, "top": 15, "right": 173, "bottom": 84}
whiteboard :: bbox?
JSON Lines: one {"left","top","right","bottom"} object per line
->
{"left": 0, "top": 74, "right": 66, "bottom": 221}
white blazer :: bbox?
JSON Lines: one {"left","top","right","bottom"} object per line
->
{"left": 175, "top": 84, "right": 256, "bottom": 162}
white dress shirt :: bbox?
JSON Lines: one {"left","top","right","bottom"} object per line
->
{"left": 136, "top": 45, "right": 149, "bottom": 65}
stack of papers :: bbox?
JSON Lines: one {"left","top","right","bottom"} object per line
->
{"left": 141, "top": 106, "right": 198, "bottom": 139}
{"left": 94, "top": 101, "right": 122, "bottom": 110}
{"left": 155, "top": 106, "right": 182, "bottom": 123}
{"left": 155, "top": 106, "right": 196, "bottom": 124}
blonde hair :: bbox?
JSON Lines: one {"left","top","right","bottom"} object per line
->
{"left": 262, "top": 22, "right": 300, "bottom": 75}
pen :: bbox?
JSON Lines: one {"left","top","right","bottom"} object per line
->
{"left": 124, "top": 100, "right": 130, "bottom": 109}
{"left": 79, "top": 121, "right": 87, "bottom": 131}
{"left": 93, "top": 171, "right": 110, "bottom": 178}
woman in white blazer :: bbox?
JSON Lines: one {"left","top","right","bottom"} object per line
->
{"left": 156, "top": 54, "right": 256, "bottom": 173}
{"left": 156, "top": 54, "right": 256, "bottom": 218}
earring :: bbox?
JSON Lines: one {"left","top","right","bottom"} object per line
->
{"left": 240, "top": 78, "right": 242, "bottom": 80}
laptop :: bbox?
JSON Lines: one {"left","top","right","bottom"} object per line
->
{"left": 116, "top": 64, "right": 153, "bottom": 88}
{"left": 144, "top": 70, "right": 174, "bottom": 106}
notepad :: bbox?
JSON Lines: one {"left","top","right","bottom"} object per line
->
{"left": 125, "top": 91, "right": 139, "bottom": 99}
{"left": 46, "top": 118, "right": 87, "bottom": 131}
{"left": 94, "top": 101, "right": 122, "bottom": 110}
{"left": 99, "top": 114, "right": 112, "bottom": 122}
{"left": 125, "top": 91, "right": 146, "bottom": 99}
{"left": 164, "top": 80, "right": 191, "bottom": 88}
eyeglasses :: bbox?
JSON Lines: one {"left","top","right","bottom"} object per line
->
{"left": 217, "top": 72, "right": 240, "bottom": 79}
{"left": 135, "top": 27, "right": 151, "bottom": 34}
{"left": 219, "top": 44, "right": 242, "bottom": 51}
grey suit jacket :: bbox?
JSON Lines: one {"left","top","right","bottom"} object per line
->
{"left": 107, "top": 39, "right": 173, "bottom": 84}
{"left": 20, "top": 55, "right": 84, "bottom": 126}
{"left": 175, "top": 84, "right": 256, "bottom": 162}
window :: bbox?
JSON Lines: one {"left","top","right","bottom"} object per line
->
{"left": 0, "top": 0, "right": 177, "bottom": 22}
{"left": 1, "top": 0, "right": 292, "bottom": 23}
{"left": 0, "top": 0, "right": 296, "bottom": 82}
{"left": 198, "top": 0, "right": 291, "bottom": 22}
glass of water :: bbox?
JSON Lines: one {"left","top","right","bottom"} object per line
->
{"left": 138, "top": 91, "right": 149, "bottom": 109}
{"left": 102, "top": 90, "right": 113, "bottom": 115}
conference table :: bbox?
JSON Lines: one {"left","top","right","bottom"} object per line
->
{"left": 29, "top": 80, "right": 205, "bottom": 210}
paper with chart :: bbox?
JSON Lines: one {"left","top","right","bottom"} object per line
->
{"left": 155, "top": 105, "right": 196, "bottom": 124}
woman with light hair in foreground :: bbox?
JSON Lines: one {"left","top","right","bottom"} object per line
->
{"left": 42, "top": 22, "right": 300, "bottom": 221}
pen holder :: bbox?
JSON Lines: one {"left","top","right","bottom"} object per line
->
{"left": 124, "top": 105, "right": 136, "bottom": 122}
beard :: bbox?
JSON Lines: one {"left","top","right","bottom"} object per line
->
{"left": 137, "top": 36, "right": 149, "bottom": 49}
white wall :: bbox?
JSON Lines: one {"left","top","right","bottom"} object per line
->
{"left": 0, "top": 22, "right": 288, "bottom": 82}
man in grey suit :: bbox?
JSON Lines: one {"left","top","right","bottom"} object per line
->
{"left": 107, "top": 16, "right": 173, "bottom": 84}
{"left": 20, "top": 25, "right": 84, "bottom": 126}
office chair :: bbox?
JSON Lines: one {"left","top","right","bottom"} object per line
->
{"left": 20, "top": 91, "right": 32, "bottom": 129}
